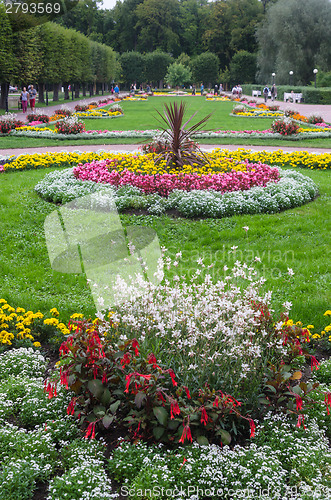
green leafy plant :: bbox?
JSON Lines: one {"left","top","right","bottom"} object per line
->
{"left": 153, "top": 101, "right": 212, "bottom": 169}
{"left": 271, "top": 117, "right": 299, "bottom": 136}
{"left": 46, "top": 319, "right": 254, "bottom": 445}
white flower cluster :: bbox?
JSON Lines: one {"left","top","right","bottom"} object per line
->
{"left": 110, "top": 412, "right": 331, "bottom": 500}
{"left": 35, "top": 167, "right": 319, "bottom": 218}
{"left": 0, "top": 347, "right": 47, "bottom": 379}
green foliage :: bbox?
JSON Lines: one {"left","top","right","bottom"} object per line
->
{"left": 0, "top": 5, "right": 16, "bottom": 83}
{"left": 48, "top": 321, "right": 252, "bottom": 445}
{"left": 191, "top": 52, "right": 219, "bottom": 85}
{"left": 153, "top": 100, "right": 211, "bottom": 168}
{"left": 120, "top": 51, "right": 145, "bottom": 85}
{"left": 165, "top": 63, "right": 192, "bottom": 88}
{"left": 230, "top": 50, "right": 257, "bottom": 84}
{"left": 256, "top": 0, "right": 331, "bottom": 85}
{"left": 135, "top": 0, "right": 181, "bottom": 56}
{"left": 144, "top": 51, "right": 174, "bottom": 85}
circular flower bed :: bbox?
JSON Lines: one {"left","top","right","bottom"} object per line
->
{"left": 34, "top": 151, "right": 319, "bottom": 217}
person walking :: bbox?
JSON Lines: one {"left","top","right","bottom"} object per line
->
{"left": 200, "top": 83, "right": 204, "bottom": 95}
{"left": 20, "top": 87, "right": 29, "bottom": 114}
{"left": 214, "top": 83, "right": 218, "bottom": 96}
{"left": 263, "top": 85, "right": 269, "bottom": 103}
{"left": 28, "top": 84, "right": 37, "bottom": 112}
{"left": 192, "top": 84, "right": 196, "bottom": 95}
{"left": 114, "top": 84, "right": 119, "bottom": 98}
{"left": 271, "top": 84, "right": 277, "bottom": 102}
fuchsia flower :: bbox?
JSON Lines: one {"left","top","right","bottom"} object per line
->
{"left": 179, "top": 423, "right": 193, "bottom": 444}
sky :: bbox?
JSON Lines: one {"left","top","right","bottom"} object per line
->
{"left": 100, "top": 0, "right": 119, "bottom": 9}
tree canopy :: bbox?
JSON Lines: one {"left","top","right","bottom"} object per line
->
{"left": 256, "top": 0, "right": 331, "bottom": 85}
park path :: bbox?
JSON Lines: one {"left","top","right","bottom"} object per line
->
{"left": 0, "top": 143, "right": 330, "bottom": 156}
{"left": 1, "top": 91, "right": 330, "bottom": 156}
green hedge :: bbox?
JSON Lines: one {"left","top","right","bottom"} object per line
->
{"left": 241, "top": 85, "right": 331, "bottom": 104}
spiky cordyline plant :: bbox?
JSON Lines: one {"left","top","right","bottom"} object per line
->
{"left": 153, "top": 101, "right": 212, "bottom": 170}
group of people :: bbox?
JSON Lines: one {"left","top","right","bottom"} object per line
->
{"left": 20, "top": 85, "right": 37, "bottom": 113}
{"left": 214, "top": 83, "right": 224, "bottom": 95}
{"left": 232, "top": 84, "right": 243, "bottom": 97}
{"left": 263, "top": 83, "right": 277, "bottom": 103}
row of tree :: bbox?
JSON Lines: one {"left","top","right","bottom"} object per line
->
{"left": 119, "top": 50, "right": 257, "bottom": 89}
{"left": 0, "top": 4, "right": 118, "bottom": 108}
{"left": 58, "top": 0, "right": 331, "bottom": 87}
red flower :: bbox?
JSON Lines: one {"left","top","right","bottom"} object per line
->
{"left": 132, "top": 339, "right": 140, "bottom": 356}
{"left": 124, "top": 374, "right": 132, "bottom": 393}
{"left": 310, "top": 356, "right": 319, "bottom": 371}
{"left": 200, "top": 406, "right": 208, "bottom": 426}
{"left": 121, "top": 352, "right": 131, "bottom": 368}
{"left": 179, "top": 423, "right": 192, "bottom": 444}
{"left": 249, "top": 419, "right": 256, "bottom": 438}
{"left": 183, "top": 386, "right": 191, "bottom": 399}
{"left": 168, "top": 369, "right": 178, "bottom": 387}
{"left": 296, "top": 414, "right": 306, "bottom": 429}
{"left": 148, "top": 353, "right": 161, "bottom": 370}
{"left": 85, "top": 422, "right": 96, "bottom": 439}
{"left": 67, "top": 397, "right": 77, "bottom": 416}
{"left": 213, "top": 396, "right": 219, "bottom": 408}
{"left": 325, "top": 392, "right": 331, "bottom": 415}
{"left": 102, "top": 372, "right": 108, "bottom": 384}
{"left": 170, "top": 401, "right": 181, "bottom": 419}
{"left": 179, "top": 457, "right": 187, "bottom": 470}
{"left": 295, "top": 394, "right": 303, "bottom": 411}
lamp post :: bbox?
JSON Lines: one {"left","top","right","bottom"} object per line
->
{"left": 289, "top": 71, "right": 293, "bottom": 86}
{"left": 272, "top": 72, "right": 276, "bottom": 85}
{"left": 313, "top": 68, "right": 318, "bottom": 88}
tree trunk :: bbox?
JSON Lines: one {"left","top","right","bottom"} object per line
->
{"left": 0, "top": 82, "right": 9, "bottom": 110}
{"left": 82, "top": 83, "right": 86, "bottom": 96}
{"left": 64, "top": 83, "right": 69, "bottom": 100}
{"left": 89, "top": 83, "right": 93, "bottom": 97}
{"left": 74, "top": 83, "right": 80, "bottom": 98}
{"left": 38, "top": 83, "right": 45, "bottom": 103}
{"left": 53, "top": 83, "right": 59, "bottom": 101}
{"left": 159, "top": 79, "right": 163, "bottom": 89}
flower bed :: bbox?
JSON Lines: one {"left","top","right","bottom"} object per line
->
{"left": 5, "top": 121, "right": 331, "bottom": 140}
{"left": 72, "top": 159, "right": 280, "bottom": 196}
{"left": 1, "top": 148, "right": 331, "bottom": 173}
{"left": 35, "top": 166, "right": 318, "bottom": 217}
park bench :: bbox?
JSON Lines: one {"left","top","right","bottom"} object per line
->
{"left": 252, "top": 90, "right": 261, "bottom": 97}
{"left": 284, "top": 92, "right": 303, "bottom": 103}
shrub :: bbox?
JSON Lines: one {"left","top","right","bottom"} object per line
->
{"left": 54, "top": 107, "right": 72, "bottom": 117}
{"left": 55, "top": 116, "right": 85, "bottom": 135}
{"left": 46, "top": 331, "right": 254, "bottom": 445}
{"left": 0, "top": 113, "right": 24, "bottom": 134}
{"left": 271, "top": 117, "right": 299, "bottom": 136}
{"left": 268, "top": 104, "right": 280, "bottom": 111}
{"left": 74, "top": 104, "right": 89, "bottom": 112}
{"left": 308, "top": 114, "right": 325, "bottom": 124}
{"left": 26, "top": 113, "right": 49, "bottom": 123}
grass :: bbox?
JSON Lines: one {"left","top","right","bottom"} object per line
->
{"left": 1, "top": 97, "right": 331, "bottom": 149}
{"left": 0, "top": 164, "right": 330, "bottom": 332}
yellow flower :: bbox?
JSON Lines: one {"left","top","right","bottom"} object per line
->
{"left": 70, "top": 313, "right": 84, "bottom": 319}
{"left": 50, "top": 307, "right": 60, "bottom": 317}
{"left": 325, "top": 325, "right": 331, "bottom": 332}
{"left": 16, "top": 307, "right": 26, "bottom": 313}
{"left": 0, "top": 299, "right": 7, "bottom": 304}
{"left": 286, "top": 319, "right": 294, "bottom": 326}
{"left": 44, "top": 318, "right": 59, "bottom": 326}
{"left": 33, "top": 342, "right": 41, "bottom": 348}
{"left": 306, "top": 325, "right": 314, "bottom": 329}
{"left": 324, "top": 310, "right": 331, "bottom": 316}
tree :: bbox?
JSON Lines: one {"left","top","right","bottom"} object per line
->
{"left": 119, "top": 51, "right": 145, "bottom": 86}
{"left": 230, "top": 50, "right": 257, "bottom": 84}
{"left": 176, "top": 53, "right": 191, "bottom": 68}
{"left": 144, "top": 51, "right": 173, "bottom": 87}
{"left": 0, "top": 5, "right": 16, "bottom": 109}
{"left": 165, "top": 63, "right": 192, "bottom": 87}
{"left": 256, "top": 0, "right": 331, "bottom": 85}
{"left": 135, "top": 0, "right": 181, "bottom": 56}
{"left": 191, "top": 52, "right": 219, "bottom": 85}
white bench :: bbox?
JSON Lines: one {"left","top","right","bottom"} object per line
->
{"left": 252, "top": 90, "right": 261, "bottom": 97}
{"left": 284, "top": 92, "right": 303, "bottom": 103}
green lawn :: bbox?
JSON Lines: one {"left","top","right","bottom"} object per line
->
{"left": 0, "top": 165, "right": 330, "bottom": 331}
{"left": 1, "top": 97, "right": 331, "bottom": 149}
